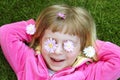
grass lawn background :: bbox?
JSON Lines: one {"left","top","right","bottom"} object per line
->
{"left": 0, "top": 0, "right": 120, "bottom": 80}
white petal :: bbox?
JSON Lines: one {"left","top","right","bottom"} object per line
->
{"left": 26, "top": 24, "right": 36, "bottom": 35}
{"left": 83, "top": 46, "right": 95, "bottom": 58}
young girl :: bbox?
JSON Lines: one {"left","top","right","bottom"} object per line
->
{"left": 0, "top": 4, "right": 120, "bottom": 80}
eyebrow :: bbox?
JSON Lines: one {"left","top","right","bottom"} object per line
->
{"left": 44, "top": 31, "right": 80, "bottom": 42}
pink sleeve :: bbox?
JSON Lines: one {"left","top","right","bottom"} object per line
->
{"left": 0, "top": 19, "right": 35, "bottom": 73}
{"left": 85, "top": 40, "right": 120, "bottom": 80}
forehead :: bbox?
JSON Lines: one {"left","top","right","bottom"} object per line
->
{"left": 48, "top": 19, "right": 80, "bottom": 36}
{"left": 43, "top": 29, "right": 80, "bottom": 42}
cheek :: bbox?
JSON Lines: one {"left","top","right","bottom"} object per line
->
{"left": 41, "top": 46, "right": 48, "bottom": 54}
{"left": 75, "top": 45, "right": 81, "bottom": 53}
{"left": 41, "top": 40, "right": 47, "bottom": 54}
{"left": 41, "top": 48, "right": 50, "bottom": 61}
{"left": 66, "top": 53, "right": 78, "bottom": 65}
{"left": 69, "top": 52, "right": 80, "bottom": 58}
{"left": 67, "top": 48, "right": 81, "bottom": 60}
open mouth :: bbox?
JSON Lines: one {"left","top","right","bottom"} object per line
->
{"left": 50, "top": 57, "right": 65, "bottom": 62}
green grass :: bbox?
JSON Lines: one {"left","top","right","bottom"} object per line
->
{"left": 0, "top": 0, "right": 120, "bottom": 80}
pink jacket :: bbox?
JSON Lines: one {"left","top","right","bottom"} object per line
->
{"left": 0, "top": 19, "right": 120, "bottom": 80}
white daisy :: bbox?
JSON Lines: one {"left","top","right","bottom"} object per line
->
{"left": 26, "top": 24, "right": 36, "bottom": 35}
{"left": 64, "top": 40, "right": 74, "bottom": 52}
{"left": 44, "top": 38, "right": 57, "bottom": 53}
{"left": 83, "top": 46, "right": 95, "bottom": 58}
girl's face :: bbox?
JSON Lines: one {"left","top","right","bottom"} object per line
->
{"left": 41, "top": 29, "right": 81, "bottom": 71}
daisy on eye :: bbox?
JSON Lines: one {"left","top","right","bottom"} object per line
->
{"left": 44, "top": 38, "right": 57, "bottom": 53}
{"left": 64, "top": 40, "right": 74, "bottom": 53}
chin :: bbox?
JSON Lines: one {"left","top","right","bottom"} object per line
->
{"left": 49, "top": 66, "right": 65, "bottom": 72}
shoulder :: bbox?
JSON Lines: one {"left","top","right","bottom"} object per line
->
{"left": 95, "top": 40, "right": 120, "bottom": 51}
{"left": 95, "top": 40, "right": 120, "bottom": 58}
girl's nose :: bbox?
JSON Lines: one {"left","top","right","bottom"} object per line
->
{"left": 55, "top": 43, "right": 63, "bottom": 55}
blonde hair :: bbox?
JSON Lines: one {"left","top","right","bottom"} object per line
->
{"left": 30, "top": 4, "right": 97, "bottom": 52}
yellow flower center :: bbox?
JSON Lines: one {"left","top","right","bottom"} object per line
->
{"left": 48, "top": 43, "right": 53, "bottom": 48}
{"left": 67, "top": 44, "right": 71, "bottom": 48}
